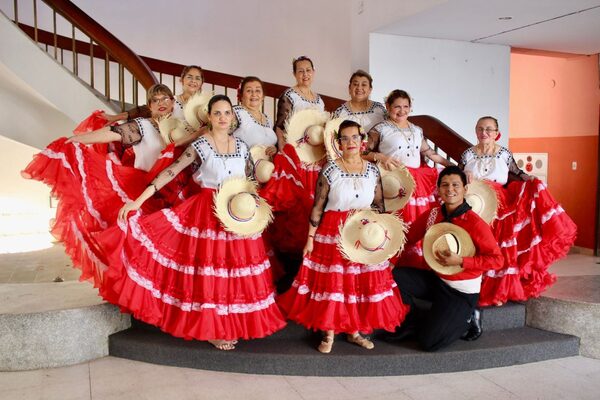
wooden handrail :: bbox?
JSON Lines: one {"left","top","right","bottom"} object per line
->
{"left": 13, "top": 22, "right": 471, "bottom": 161}
{"left": 409, "top": 115, "right": 472, "bottom": 161}
{"left": 42, "top": 0, "right": 157, "bottom": 89}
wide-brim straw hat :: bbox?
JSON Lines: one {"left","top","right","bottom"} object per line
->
{"left": 465, "top": 180, "right": 498, "bottom": 224}
{"left": 184, "top": 91, "right": 212, "bottom": 129}
{"left": 338, "top": 210, "right": 407, "bottom": 265}
{"left": 250, "top": 145, "right": 275, "bottom": 183}
{"left": 423, "top": 222, "right": 476, "bottom": 275}
{"left": 284, "top": 109, "right": 329, "bottom": 164}
{"left": 380, "top": 164, "right": 416, "bottom": 212}
{"left": 158, "top": 115, "right": 189, "bottom": 144}
{"left": 323, "top": 117, "right": 344, "bottom": 160}
{"left": 213, "top": 177, "right": 273, "bottom": 236}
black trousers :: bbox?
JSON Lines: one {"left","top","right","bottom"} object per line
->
{"left": 393, "top": 267, "right": 479, "bottom": 352}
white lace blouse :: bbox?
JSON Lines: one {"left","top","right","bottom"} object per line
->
{"left": 332, "top": 101, "right": 387, "bottom": 132}
{"left": 372, "top": 121, "right": 424, "bottom": 168}
{"left": 191, "top": 136, "right": 251, "bottom": 189}
{"left": 232, "top": 105, "right": 277, "bottom": 148}
{"left": 460, "top": 146, "right": 518, "bottom": 186}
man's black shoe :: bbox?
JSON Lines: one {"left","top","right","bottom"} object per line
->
{"left": 461, "top": 308, "right": 482, "bottom": 341}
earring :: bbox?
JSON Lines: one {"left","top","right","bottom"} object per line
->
{"left": 207, "top": 121, "right": 212, "bottom": 130}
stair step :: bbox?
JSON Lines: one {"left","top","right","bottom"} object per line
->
{"left": 130, "top": 301, "right": 526, "bottom": 337}
{"left": 109, "top": 323, "right": 578, "bottom": 376}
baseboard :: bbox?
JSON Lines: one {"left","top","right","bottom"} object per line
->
{"left": 568, "top": 246, "right": 595, "bottom": 256}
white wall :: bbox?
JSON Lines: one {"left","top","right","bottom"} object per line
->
{"left": 69, "top": 0, "right": 353, "bottom": 99}
{"left": 369, "top": 33, "right": 510, "bottom": 145}
{"left": 0, "top": 11, "right": 113, "bottom": 147}
{"left": 350, "top": 0, "right": 447, "bottom": 71}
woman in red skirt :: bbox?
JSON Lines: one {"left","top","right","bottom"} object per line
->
{"left": 363, "top": 89, "right": 452, "bottom": 266}
{"left": 99, "top": 95, "right": 286, "bottom": 351}
{"left": 21, "top": 84, "right": 179, "bottom": 287}
{"left": 278, "top": 120, "right": 408, "bottom": 353}
{"left": 460, "top": 116, "right": 577, "bottom": 306}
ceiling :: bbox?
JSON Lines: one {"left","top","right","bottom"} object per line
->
{"left": 377, "top": 0, "right": 600, "bottom": 55}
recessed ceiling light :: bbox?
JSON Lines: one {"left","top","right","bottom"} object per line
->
{"left": 498, "top": 16, "right": 513, "bottom": 20}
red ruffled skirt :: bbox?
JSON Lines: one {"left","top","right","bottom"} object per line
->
{"left": 394, "top": 165, "right": 439, "bottom": 268}
{"left": 21, "top": 137, "right": 174, "bottom": 287}
{"left": 478, "top": 179, "right": 577, "bottom": 306}
{"left": 98, "top": 189, "right": 286, "bottom": 341}
{"left": 260, "top": 144, "right": 323, "bottom": 256}
{"left": 277, "top": 211, "right": 408, "bottom": 334}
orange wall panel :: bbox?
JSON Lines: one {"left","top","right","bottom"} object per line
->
{"left": 509, "top": 136, "right": 598, "bottom": 249}
{"left": 510, "top": 52, "right": 600, "bottom": 139}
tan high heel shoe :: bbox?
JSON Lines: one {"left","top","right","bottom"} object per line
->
{"left": 318, "top": 334, "right": 334, "bottom": 354}
{"left": 347, "top": 333, "right": 374, "bottom": 350}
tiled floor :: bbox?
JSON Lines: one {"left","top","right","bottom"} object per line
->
{"left": 0, "top": 355, "right": 599, "bottom": 400}
{"left": 1, "top": 249, "right": 599, "bottom": 399}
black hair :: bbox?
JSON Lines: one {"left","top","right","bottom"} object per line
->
{"left": 437, "top": 165, "right": 467, "bottom": 187}
{"left": 336, "top": 120, "right": 365, "bottom": 142}
{"left": 207, "top": 94, "right": 233, "bottom": 113}
{"left": 349, "top": 69, "right": 373, "bottom": 88}
{"left": 292, "top": 56, "right": 314, "bottom": 73}
{"left": 385, "top": 89, "right": 411, "bottom": 107}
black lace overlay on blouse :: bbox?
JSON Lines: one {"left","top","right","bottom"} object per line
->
{"left": 275, "top": 93, "right": 293, "bottom": 131}
{"left": 365, "top": 124, "right": 382, "bottom": 155}
{"left": 109, "top": 120, "right": 144, "bottom": 147}
{"left": 309, "top": 171, "right": 330, "bottom": 227}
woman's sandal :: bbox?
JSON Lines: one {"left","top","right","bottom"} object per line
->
{"left": 208, "top": 340, "right": 236, "bottom": 351}
{"left": 347, "top": 334, "right": 374, "bottom": 350}
{"left": 318, "top": 335, "right": 334, "bottom": 354}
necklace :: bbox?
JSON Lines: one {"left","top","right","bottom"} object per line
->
{"left": 475, "top": 144, "right": 497, "bottom": 177}
{"left": 392, "top": 122, "right": 417, "bottom": 158}
{"left": 243, "top": 106, "right": 266, "bottom": 125}
{"left": 295, "top": 86, "right": 314, "bottom": 101}
{"left": 348, "top": 100, "right": 370, "bottom": 113}
{"left": 210, "top": 133, "right": 231, "bottom": 170}
{"left": 340, "top": 157, "right": 365, "bottom": 191}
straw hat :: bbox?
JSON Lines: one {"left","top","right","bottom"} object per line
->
{"left": 158, "top": 115, "right": 189, "bottom": 144}
{"left": 338, "top": 210, "right": 407, "bottom": 265}
{"left": 323, "top": 117, "right": 344, "bottom": 160}
{"left": 423, "top": 222, "right": 476, "bottom": 275}
{"left": 213, "top": 177, "right": 273, "bottom": 236}
{"left": 380, "top": 165, "right": 416, "bottom": 212}
{"left": 284, "top": 109, "right": 329, "bottom": 163}
{"left": 250, "top": 145, "right": 275, "bottom": 184}
{"left": 465, "top": 180, "right": 498, "bottom": 224}
{"left": 184, "top": 91, "right": 212, "bottom": 129}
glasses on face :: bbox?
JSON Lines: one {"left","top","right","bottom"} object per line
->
{"left": 476, "top": 127, "right": 498, "bottom": 134}
{"left": 150, "top": 96, "right": 173, "bottom": 105}
{"left": 340, "top": 134, "right": 362, "bottom": 143}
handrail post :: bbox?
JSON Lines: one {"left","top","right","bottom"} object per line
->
{"left": 89, "top": 38, "right": 94, "bottom": 88}
{"left": 13, "top": 0, "right": 18, "bottom": 24}
{"left": 71, "top": 25, "right": 78, "bottom": 76}
{"left": 33, "top": 0, "right": 38, "bottom": 43}
{"left": 104, "top": 53, "right": 110, "bottom": 100}
{"left": 119, "top": 63, "right": 125, "bottom": 111}
{"left": 52, "top": 10, "right": 57, "bottom": 59}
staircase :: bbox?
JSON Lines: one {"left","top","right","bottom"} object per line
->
{"left": 108, "top": 303, "right": 579, "bottom": 376}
